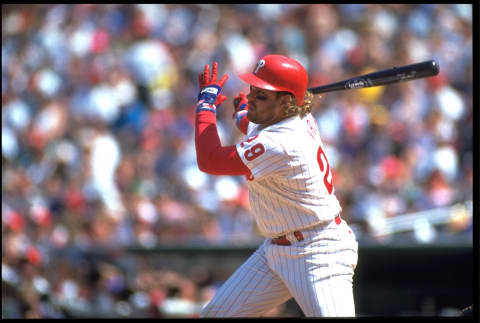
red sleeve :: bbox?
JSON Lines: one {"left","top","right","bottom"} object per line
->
{"left": 195, "top": 111, "right": 250, "bottom": 176}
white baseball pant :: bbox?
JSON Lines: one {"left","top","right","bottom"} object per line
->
{"left": 200, "top": 218, "right": 358, "bottom": 317}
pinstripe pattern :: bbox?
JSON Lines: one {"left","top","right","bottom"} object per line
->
{"left": 201, "top": 220, "right": 358, "bottom": 317}
{"left": 266, "top": 221, "right": 358, "bottom": 317}
{"left": 236, "top": 114, "right": 342, "bottom": 237}
{"left": 200, "top": 241, "right": 292, "bottom": 317}
{"left": 203, "top": 113, "right": 358, "bottom": 317}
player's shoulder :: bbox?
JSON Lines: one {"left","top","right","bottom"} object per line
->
{"left": 245, "top": 115, "right": 313, "bottom": 150}
{"left": 266, "top": 115, "right": 311, "bottom": 141}
{"left": 257, "top": 115, "right": 297, "bottom": 137}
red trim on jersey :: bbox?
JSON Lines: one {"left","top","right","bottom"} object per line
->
{"left": 195, "top": 111, "right": 250, "bottom": 176}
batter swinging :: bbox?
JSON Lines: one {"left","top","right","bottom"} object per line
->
{"left": 194, "top": 55, "right": 358, "bottom": 317}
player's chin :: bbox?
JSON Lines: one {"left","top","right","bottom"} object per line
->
{"left": 246, "top": 111, "right": 258, "bottom": 123}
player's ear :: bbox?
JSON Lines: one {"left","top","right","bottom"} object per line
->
{"left": 278, "top": 93, "right": 294, "bottom": 106}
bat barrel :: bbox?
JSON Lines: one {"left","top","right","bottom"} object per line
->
{"left": 363, "top": 60, "right": 439, "bottom": 84}
{"left": 308, "top": 60, "right": 440, "bottom": 95}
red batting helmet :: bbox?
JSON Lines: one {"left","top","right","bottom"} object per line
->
{"left": 239, "top": 54, "right": 308, "bottom": 105}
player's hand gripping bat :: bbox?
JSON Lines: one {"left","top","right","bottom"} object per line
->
{"left": 308, "top": 60, "right": 440, "bottom": 94}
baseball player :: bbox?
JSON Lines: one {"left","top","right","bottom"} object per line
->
{"left": 194, "top": 55, "right": 358, "bottom": 317}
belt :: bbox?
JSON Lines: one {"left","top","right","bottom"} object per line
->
{"left": 271, "top": 215, "right": 342, "bottom": 246}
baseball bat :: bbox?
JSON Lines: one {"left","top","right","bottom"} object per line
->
{"left": 308, "top": 60, "right": 440, "bottom": 94}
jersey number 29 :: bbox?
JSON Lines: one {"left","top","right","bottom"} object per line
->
{"left": 242, "top": 135, "right": 266, "bottom": 161}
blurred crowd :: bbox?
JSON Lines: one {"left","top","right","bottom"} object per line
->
{"left": 2, "top": 4, "right": 473, "bottom": 318}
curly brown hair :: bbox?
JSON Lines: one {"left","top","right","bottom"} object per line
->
{"left": 278, "top": 91, "right": 315, "bottom": 118}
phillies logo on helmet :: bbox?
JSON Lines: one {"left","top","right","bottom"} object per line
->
{"left": 254, "top": 59, "right": 266, "bottom": 74}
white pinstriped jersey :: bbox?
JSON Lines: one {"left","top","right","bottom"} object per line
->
{"left": 236, "top": 113, "right": 342, "bottom": 237}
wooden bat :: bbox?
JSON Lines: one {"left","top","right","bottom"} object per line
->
{"left": 308, "top": 60, "right": 440, "bottom": 94}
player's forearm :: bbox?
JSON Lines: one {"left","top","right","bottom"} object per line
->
{"left": 195, "top": 111, "right": 219, "bottom": 172}
{"left": 195, "top": 111, "right": 250, "bottom": 175}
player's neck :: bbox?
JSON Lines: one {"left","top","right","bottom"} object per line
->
{"left": 258, "top": 115, "right": 293, "bottom": 130}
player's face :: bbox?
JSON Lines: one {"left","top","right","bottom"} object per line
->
{"left": 246, "top": 86, "right": 287, "bottom": 126}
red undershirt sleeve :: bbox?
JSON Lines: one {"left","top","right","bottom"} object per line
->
{"left": 195, "top": 111, "right": 250, "bottom": 176}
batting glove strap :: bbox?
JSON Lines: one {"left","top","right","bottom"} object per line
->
{"left": 198, "top": 84, "right": 222, "bottom": 104}
{"left": 237, "top": 102, "right": 247, "bottom": 112}
{"left": 195, "top": 100, "right": 217, "bottom": 114}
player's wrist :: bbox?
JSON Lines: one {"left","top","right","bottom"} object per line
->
{"left": 195, "top": 101, "right": 217, "bottom": 115}
{"left": 196, "top": 85, "right": 224, "bottom": 115}
{"left": 235, "top": 109, "right": 248, "bottom": 123}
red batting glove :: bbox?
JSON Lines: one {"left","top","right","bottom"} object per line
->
{"left": 196, "top": 62, "right": 229, "bottom": 114}
{"left": 216, "top": 94, "right": 227, "bottom": 110}
{"left": 232, "top": 92, "right": 248, "bottom": 119}
{"left": 232, "top": 92, "right": 249, "bottom": 134}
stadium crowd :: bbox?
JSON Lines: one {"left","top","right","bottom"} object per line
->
{"left": 2, "top": 4, "right": 473, "bottom": 318}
